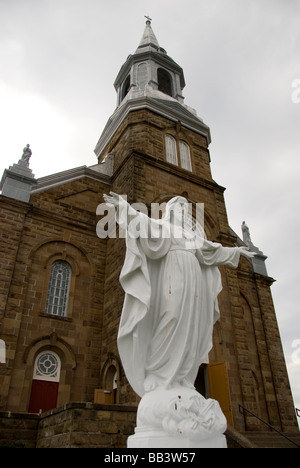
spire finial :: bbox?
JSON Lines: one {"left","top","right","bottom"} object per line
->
{"left": 138, "top": 17, "right": 159, "bottom": 50}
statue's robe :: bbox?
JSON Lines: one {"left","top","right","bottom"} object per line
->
{"left": 117, "top": 199, "right": 241, "bottom": 397}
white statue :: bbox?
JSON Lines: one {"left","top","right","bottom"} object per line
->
{"left": 21, "top": 144, "right": 32, "bottom": 165}
{"left": 104, "top": 192, "right": 255, "bottom": 448}
{"left": 241, "top": 221, "right": 252, "bottom": 247}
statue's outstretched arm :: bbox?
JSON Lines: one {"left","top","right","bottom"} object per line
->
{"left": 104, "top": 192, "right": 148, "bottom": 234}
{"left": 103, "top": 191, "right": 123, "bottom": 209}
{"left": 238, "top": 246, "right": 256, "bottom": 260}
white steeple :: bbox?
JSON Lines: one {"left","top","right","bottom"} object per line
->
{"left": 137, "top": 19, "right": 160, "bottom": 51}
{"left": 114, "top": 19, "right": 186, "bottom": 106}
{"left": 95, "top": 20, "right": 211, "bottom": 159}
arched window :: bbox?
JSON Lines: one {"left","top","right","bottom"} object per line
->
{"left": 165, "top": 135, "right": 178, "bottom": 166}
{"left": 45, "top": 261, "right": 71, "bottom": 317}
{"left": 158, "top": 68, "right": 173, "bottom": 97}
{"left": 179, "top": 141, "right": 192, "bottom": 171}
{"left": 105, "top": 365, "right": 118, "bottom": 391}
{"left": 105, "top": 366, "right": 118, "bottom": 403}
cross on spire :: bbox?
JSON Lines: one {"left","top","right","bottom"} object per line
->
{"left": 145, "top": 15, "right": 152, "bottom": 23}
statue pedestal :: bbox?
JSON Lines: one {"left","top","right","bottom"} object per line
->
{"left": 128, "top": 428, "right": 227, "bottom": 448}
{"left": 127, "top": 385, "right": 228, "bottom": 449}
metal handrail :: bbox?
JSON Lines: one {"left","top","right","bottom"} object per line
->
{"left": 239, "top": 404, "right": 300, "bottom": 448}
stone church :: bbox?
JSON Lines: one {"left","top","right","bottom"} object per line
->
{"left": 0, "top": 20, "right": 299, "bottom": 448}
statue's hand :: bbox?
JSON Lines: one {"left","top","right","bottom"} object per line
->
{"left": 239, "top": 246, "right": 256, "bottom": 259}
{"left": 103, "top": 192, "right": 120, "bottom": 208}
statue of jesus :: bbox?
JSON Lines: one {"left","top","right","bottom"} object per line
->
{"left": 104, "top": 191, "right": 255, "bottom": 446}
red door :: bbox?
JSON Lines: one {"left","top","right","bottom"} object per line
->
{"left": 28, "top": 379, "right": 59, "bottom": 413}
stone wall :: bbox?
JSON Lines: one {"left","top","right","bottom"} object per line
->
{"left": 37, "top": 402, "right": 137, "bottom": 448}
{"left": 0, "top": 411, "right": 39, "bottom": 448}
{"left": 0, "top": 403, "right": 137, "bottom": 448}
{"left": 0, "top": 175, "right": 108, "bottom": 412}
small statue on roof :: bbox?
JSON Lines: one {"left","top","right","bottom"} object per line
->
{"left": 241, "top": 221, "right": 252, "bottom": 247}
{"left": 21, "top": 144, "right": 32, "bottom": 165}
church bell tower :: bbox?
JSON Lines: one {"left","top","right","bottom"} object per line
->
{"left": 94, "top": 19, "right": 213, "bottom": 188}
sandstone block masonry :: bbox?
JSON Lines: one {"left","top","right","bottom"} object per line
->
{"left": 0, "top": 403, "right": 137, "bottom": 448}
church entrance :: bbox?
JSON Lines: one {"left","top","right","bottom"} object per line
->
{"left": 28, "top": 380, "right": 59, "bottom": 413}
{"left": 194, "top": 363, "right": 209, "bottom": 397}
{"left": 28, "top": 351, "right": 61, "bottom": 414}
{"left": 195, "top": 361, "right": 233, "bottom": 426}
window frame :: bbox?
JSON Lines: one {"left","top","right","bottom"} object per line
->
{"left": 44, "top": 260, "right": 72, "bottom": 318}
{"left": 33, "top": 350, "right": 61, "bottom": 383}
{"left": 157, "top": 68, "right": 173, "bottom": 97}
{"left": 165, "top": 134, "right": 178, "bottom": 166}
{"left": 121, "top": 75, "right": 131, "bottom": 102}
{"left": 179, "top": 140, "right": 192, "bottom": 172}
{"left": 165, "top": 135, "right": 193, "bottom": 172}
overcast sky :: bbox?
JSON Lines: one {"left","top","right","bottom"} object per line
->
{"left": 1, "top": 0, "right": 300, "bottom": 422}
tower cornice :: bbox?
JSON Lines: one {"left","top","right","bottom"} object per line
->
{"left": 94, "top": 96, "right": 211, "bottom": 159}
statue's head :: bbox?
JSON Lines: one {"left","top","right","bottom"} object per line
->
{"left": 164, "top": 196, "right": 189, "bottom": 226}
{"left": 160, "top": 196, "right": 206, "bottom": 247}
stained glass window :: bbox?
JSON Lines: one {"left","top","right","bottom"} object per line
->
{"left": 45, "top": 261, "right": 71, "bottom": 317}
